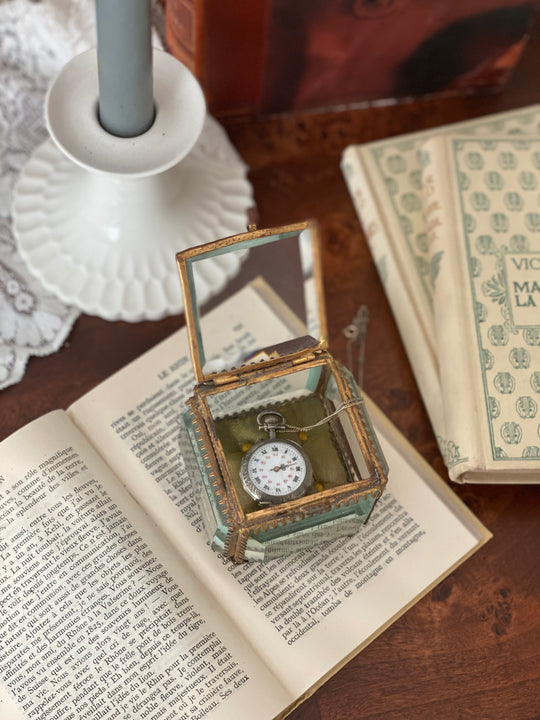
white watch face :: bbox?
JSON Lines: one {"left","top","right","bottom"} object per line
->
{"left": 241, "top": 439, "right": 312, "bottom": 505}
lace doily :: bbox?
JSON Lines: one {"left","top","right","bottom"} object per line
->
{"left": 0, "top": 0, "right": 168, "bottom": 390}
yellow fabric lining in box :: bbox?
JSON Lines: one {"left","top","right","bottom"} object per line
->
{"left": 214, "top": 394, "right": 350, "bottom": 515}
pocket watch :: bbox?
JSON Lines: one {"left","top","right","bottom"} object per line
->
{"left": 240, "top": 411, "right": 313, "bottom": 506}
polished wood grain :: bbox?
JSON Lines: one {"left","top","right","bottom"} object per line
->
{"left": 3, "top": 18, "right": 540, "bottom": 720}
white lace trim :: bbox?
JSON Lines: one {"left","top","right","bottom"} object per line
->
{"left": 0, "top": 0, "right": 164, "bottom": 390}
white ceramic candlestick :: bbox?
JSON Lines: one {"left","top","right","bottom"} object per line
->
{"left": 12, "top": 49, "right": 253, "bottom": 322}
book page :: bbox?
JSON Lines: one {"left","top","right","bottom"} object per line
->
{"left": 70, "top": 283, "right": 490, "bottom": 699}
{"left": 0, "top": 411, "right": 290, "bottom": 720}
{"left": 210, "top": 407, "right": 489, "bottom": 697}
{"left": 0, "top": 686, "right": 25, "bottom": 720}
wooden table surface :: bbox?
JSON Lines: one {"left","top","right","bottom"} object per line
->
{"left": 3, "top": 17, "right": 540, "bottom": 720}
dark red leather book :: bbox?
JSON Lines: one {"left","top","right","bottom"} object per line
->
{"left": 164, "top": 0, "right": 535, "bottom": 118}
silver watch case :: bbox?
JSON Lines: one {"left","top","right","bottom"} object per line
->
{"left": 240, "top": 438, "right": 313, "bottom": 506}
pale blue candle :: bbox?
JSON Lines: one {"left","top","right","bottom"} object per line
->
{"left": 95, "top": 0, "right": 154, "bottom": 138}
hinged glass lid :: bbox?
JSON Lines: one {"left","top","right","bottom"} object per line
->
{"left": 176, "top": 221, "right": 327, "bottom": 383}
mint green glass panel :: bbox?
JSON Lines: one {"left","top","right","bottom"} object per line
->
{"left": 321, "top": 362, "right": 388, "bottom": 480}
{"left": 180, "top": 410, "right": 231, "bottom": 552}
{"left": 185, "top": 227, "right": 321, "bottom": 374}
{"left": 206, "top": 366, "right": 315, "bottom": 418}
{"left": 244, "top": 494, "right": 379, "bottom": 561}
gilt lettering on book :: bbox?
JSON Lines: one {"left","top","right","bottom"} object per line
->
{"left": 341, "top": 104, "right": 540, "bottom": 445}
{"left": 421, "top": 135, "right": 540, "bottom": 483}
{"left": 0, "top": 284, "right": 489, "bottom": 720}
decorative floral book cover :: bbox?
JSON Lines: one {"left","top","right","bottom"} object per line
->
{"left": 420, "top": 133, "right": 540, "bottom": 483}
{"left": 342, "top": 106, "right": 540, "bottom": 482}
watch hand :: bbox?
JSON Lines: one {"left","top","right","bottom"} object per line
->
{"left": 271, "top": 462, "right": 297, "bottom": 472}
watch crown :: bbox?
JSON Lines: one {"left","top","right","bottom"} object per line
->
{"left": 257, "top": 410, "right": 286, "bottom": 435}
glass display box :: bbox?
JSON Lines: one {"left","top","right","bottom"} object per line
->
{"left": 176, "top": 221, "right": 388, "bottom": 562}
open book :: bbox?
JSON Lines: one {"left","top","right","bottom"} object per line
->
{"left": 341, "top": 104, "right": 540, "bottom": 455}
{"left": 0, "top": 283, "right": 490, "bottom": 720}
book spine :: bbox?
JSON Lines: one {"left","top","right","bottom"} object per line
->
{"left": 164, "top": 0, "right": 269, "bottom": 117}
{"left": 164, "top": 0, "right": 198, "bottom": 74}
{"left": 341, "top": 146, "right": 446, "bottom": 443}
{"left": 420, "top": 137, "right": 486, "bottom": 482}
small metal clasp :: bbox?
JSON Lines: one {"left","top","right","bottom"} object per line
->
{"left": 342, "top": 304, "right": 369, "bottom": 388}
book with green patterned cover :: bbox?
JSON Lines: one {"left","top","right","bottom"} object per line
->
{"left": 420, "top": 134, "right": 540, "bottom": 483}
{"left": 341, "top": 104, "right": 540, "bottom": 482}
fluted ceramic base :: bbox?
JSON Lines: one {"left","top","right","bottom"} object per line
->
{"left": 12, "top": 50, "right": 253, "bottom": 321}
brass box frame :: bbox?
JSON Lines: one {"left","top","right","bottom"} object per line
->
{"left": 176, "top": 221, "right": 388, "bottom": 563}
